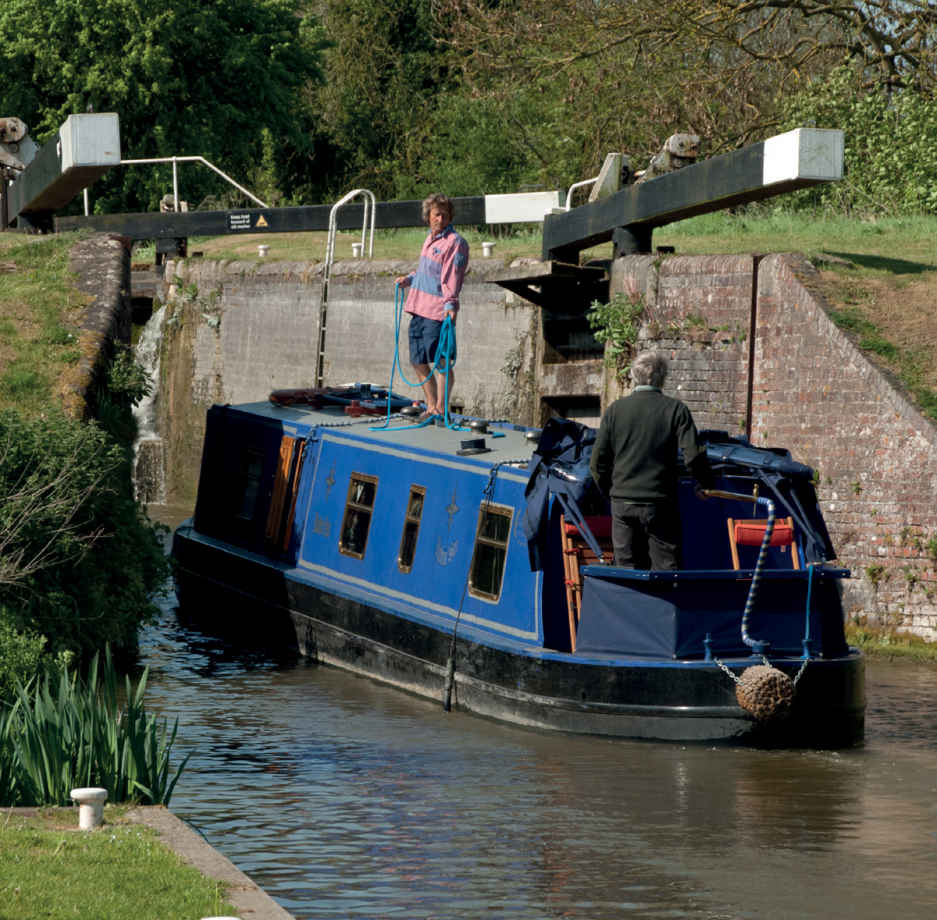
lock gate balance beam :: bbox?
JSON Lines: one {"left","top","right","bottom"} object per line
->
{"left": 542, "top": 128, "right": 844, "bottom": 263}
{"left": 54, "top": 191, "right": 562, "bottom": 241}
{"left": 4, "top": 114, "right": 121, "bottom": 231}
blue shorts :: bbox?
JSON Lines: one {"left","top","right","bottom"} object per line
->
{"left": 408, "top": 314, "right": 457, "bottom": 369}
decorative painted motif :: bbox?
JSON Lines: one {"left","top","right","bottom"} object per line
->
{"left": 312, "top": 513, "right": 331, "bottom": 538}
{"left": 446, "top": 487, "right": 459, "bottom": 527}
{"left": 436, "top": 486, "right": 461, "bottom": 566}
{"left": 435, "top": 538, "right": 459, "bottom": 566}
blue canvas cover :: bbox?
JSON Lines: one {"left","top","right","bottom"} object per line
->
{"left": 574, "top": 569, "right": 849, "bottom": 659}
{"left": 522, "top": 418, "right": 603, "bottom": 570}
{"left": 701, "top": 431, "right": 836, "bottom": 563}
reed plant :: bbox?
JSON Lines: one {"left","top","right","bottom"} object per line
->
{"left": 0, "top": 647, "right": 189, "bottom": 807}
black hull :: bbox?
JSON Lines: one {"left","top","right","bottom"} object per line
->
{"left": 173, "top": 527, "right": 865, "bottom": 747}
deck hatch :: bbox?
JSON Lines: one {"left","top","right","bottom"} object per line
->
{"left": 468, "top": 503, "right": 513, "bottom": 602}
{"left": 398, "top": 485, "right": 426, "bottom": 573}
{"left": 339, "top": 473, "right": 378, "bottom": 559}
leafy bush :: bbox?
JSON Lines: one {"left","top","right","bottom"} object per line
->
{"left": 0, "top": 648, "right": 189, "bottom": 807}
{"left": 588, "top": 292, "right": 646, "bottom": 383}
{"left": 0, "top": 407, "right": 169, "bottom": 665}
{"left": 95, "top": 344, "right": 153, "bottom": 446}
{"left": 0, "top": 617, "right": 48, "bottom": 702}
{"left": 782, "top": 67, "right": 937, "bottom": 214}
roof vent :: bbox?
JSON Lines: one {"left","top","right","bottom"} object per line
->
{"left": 457, "top": 438, "right": 491, "bottom": 456}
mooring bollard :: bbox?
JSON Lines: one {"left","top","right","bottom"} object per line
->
{"left": 257, "top": 244, "right": 269, "bottom": 258}
{"left": 70, "top": 787, "right": 107, "bottom": 830}
{"left": 481, "top": 241, "right": 495, "bottom": 257}
{"left": 351, "top": 241, "right": 363, "bottom": 258}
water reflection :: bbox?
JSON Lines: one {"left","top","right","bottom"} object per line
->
{"left": 140, "top": 597, "right": 937, "bottom": 920}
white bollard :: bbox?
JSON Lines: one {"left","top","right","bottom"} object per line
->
{"left": 257, "top": 244, "right": 269, "bottom": 258}
{"left": 70, "top": 787, "right": 108, "bottom": 830}
{"left": 481, "top": 241, "right": 495, "bottom": 258}
{"left": 351, "top": 242, "right": 363, "bottom": 258}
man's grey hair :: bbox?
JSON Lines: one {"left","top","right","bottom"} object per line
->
{"left": 630, "top": 351, "right": 668, "bottom": 388}
{"left": 422, "top": 193, "right": 454, "bottom": 223}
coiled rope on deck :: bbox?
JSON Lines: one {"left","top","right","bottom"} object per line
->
{"left": 372, "top": 284, "right": 465, "bottom": 432}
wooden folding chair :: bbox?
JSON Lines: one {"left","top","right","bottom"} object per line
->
{"left": 560, "top": 514, "right": 613, "bottom": 651}
{"left": 727, "top": 516, "right": 799, "bottom": 570}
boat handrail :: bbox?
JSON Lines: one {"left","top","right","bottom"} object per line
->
{"left": 580, "top": 566, "right": 848, "bottom": 581}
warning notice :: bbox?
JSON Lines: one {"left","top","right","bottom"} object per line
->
{"left": 228, "top": 213, "right": 252, "bottom": 231}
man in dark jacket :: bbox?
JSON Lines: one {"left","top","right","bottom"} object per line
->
{"left": 589, "top": 351, "right": 712, "bottom": 569}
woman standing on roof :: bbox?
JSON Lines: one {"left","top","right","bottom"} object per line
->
{"left": 395, "top": 194, "right": 470, "bottom": 421}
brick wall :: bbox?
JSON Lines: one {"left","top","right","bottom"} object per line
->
{"left": 614, "top": 252, "right": 937, "bottom": 639}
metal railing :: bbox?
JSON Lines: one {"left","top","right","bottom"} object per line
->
{"left": 564, "top": 177, "right": 598, "bottom": 210}
{"left": 118, "top": 155, "right": 268, "bottom": 210}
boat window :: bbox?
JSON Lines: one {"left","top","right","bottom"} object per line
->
{"left": 237, "top": 449, "right": 265, "bottom": 520}
{"left": 468, "top": 503, "right": 513, "bottom": 601}
{"left": 398, "top": 485, "right": 426, "bottom": 573}
{"left": 339, "top": 473, "right": 378, "bottom": 559}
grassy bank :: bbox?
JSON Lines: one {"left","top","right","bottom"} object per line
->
{"left": 845, "top": 622, "right": 937, "bottom": 662}
{"left": 0, "top": 808, "right": 236, "bottom": 920}
{"left": 0, "top": 233, "right": 89, "bottom": 415}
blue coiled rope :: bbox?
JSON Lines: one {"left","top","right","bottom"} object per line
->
{"left": 372, "top": 284, "right": 474, "bottom": 433}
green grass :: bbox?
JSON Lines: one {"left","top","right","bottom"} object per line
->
{"left": 1, "top": 649, "right": 188, "bottom": 808}
{"left": 0, "top": 233, "right": 86, "bottom": 414}
{"left": 846, "top": 622, "right": 937, "bottom": 662}
{"left": 654, "top": 209, "right": 937, "bottom": 266}
{"left": 186, "top": 224, "right": 545, "bottom": 264}
{"left": 0, "top": 809, "right": 236, "bottom": 920}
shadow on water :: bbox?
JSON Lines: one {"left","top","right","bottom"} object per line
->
{"left": 140, "top": 586, "right": 937, "bottom": 920}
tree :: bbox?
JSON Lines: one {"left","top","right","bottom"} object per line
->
{"left": 311, "top": 0, "right": 459, "bottom": 198}
{"left": 0, "top": 409, "right": 169, "bottom": 663}
{"left": 0, "top": 0, "right": 326, "bottom": 212}
{"left": 432, "top": 0, "right": 937, "bottom": 189}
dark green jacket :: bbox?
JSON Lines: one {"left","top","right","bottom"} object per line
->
{"left": 589, "top": 387, "right": 710, "bottom": 502}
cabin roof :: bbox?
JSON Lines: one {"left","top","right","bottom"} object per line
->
{"left": 230, "top": 401, "right": 539, "bottom": 469}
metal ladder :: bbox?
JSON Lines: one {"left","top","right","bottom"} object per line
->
{"left": 315, "top": 188, "right": 376, "bottom": 388}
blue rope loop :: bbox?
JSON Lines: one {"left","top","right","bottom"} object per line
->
{"left": 372, "top": 284, "right": 471, "bottom": 432}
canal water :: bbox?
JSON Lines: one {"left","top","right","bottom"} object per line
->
{"left": 139, "top": 575, "right": 937, "bottom": 920}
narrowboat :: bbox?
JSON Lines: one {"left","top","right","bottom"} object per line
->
{"left": 172, "top": 385, "right": 864, "bottom": 746}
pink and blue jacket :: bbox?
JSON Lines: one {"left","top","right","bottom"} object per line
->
{"left": 403, "top": 225, "right": 470, "bottom": 321}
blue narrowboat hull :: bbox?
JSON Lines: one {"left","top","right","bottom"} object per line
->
{"left": 172, "top": 397, "right": 864, "bottom": 746}
{"left": 174, "top": 494, "right": 863, "bottom": 744}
